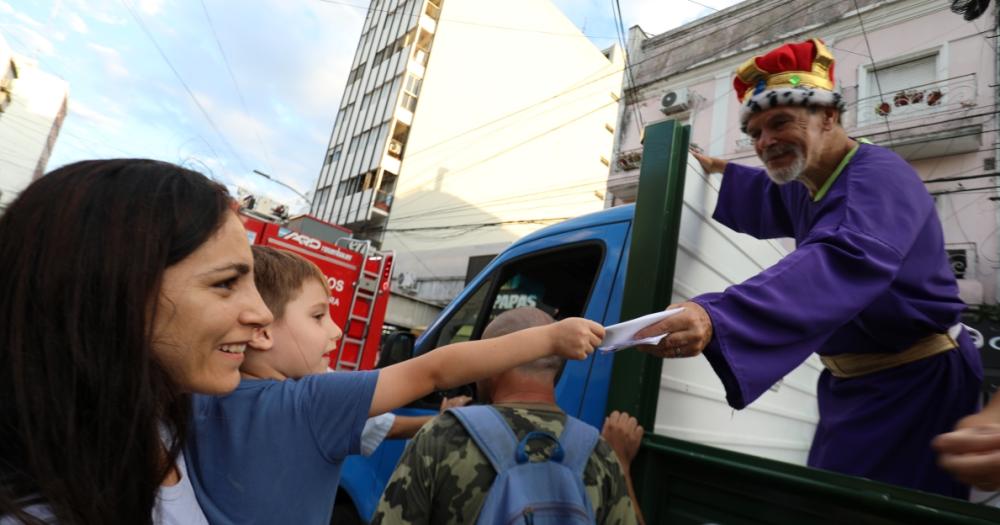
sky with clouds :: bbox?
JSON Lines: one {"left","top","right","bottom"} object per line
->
{"left": 0, "top": 0, "right": 739, "bottom": 211}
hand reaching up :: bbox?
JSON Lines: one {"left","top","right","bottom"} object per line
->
{"left": 690, "top": 148, "right": 727, "bottom": 174}
{"left": 439, "top": 395, "right": 472, "bottom": 412}
{"left": 602, "top": 410, "right": 644, "bottom": 472}
{"left": 934, "top": 424, "right": 1000, "bottom": 490}
{"left": 546, "top": 318, "right": 604, "bottom": 360}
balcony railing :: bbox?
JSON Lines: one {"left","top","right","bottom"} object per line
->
{"left": 373, "top": 190, "right": 394, "bottom": 213}
{"left": 851, "top": 73, "right": 977, "bottom": 126}
{"left": 614, "top": 147, "right": 643, "bottom": 172}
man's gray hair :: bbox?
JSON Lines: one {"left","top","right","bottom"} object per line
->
{"left": 482, "top": 307, "right": 563, "bottom": 374}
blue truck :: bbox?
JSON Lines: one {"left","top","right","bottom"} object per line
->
{"left": 334, "top": 121, "right": 1000, "bottom": 524}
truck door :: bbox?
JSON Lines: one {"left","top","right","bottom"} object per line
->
{"left": 415, "top": 219, "right": 631, "bottom": 427}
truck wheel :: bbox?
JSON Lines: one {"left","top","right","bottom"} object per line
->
{"left": 330, "top": 500, "right": 363, "bottom": 525}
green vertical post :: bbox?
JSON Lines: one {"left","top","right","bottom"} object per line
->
{"left": 604, "top": 120, "right": 689, "bottom": 523}
{"left": 605, "top": 119, "right": 690, "bottom": 427}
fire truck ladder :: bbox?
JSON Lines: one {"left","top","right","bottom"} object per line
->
{"left": 333, "top": 238, "right": 387, "bottom": 371}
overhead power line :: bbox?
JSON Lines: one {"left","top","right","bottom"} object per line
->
{"left": 852, "top": 0, "right": 894, "bottom": 145}
{"left": 376, "top": 217, "right": 572, "bottom": 234}
{"left": 931, "top": 184, "right": 1000, "bottom": 196}
{"left": 197, "top": 0, "right": 275, "bottom": 173}
{"left": 119, "top": 0, "right": 251, "bottom": 173}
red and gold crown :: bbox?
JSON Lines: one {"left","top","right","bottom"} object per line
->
{"left": 733, "top": 38, "right": 845, "bottom": 130}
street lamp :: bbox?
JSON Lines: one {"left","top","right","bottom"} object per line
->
{"left": 251, "top": 169, "right": 312, "bottom": 205}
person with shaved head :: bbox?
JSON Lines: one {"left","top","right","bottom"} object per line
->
{"left": 373, "top": 308, "right": 640, "bottom": 525}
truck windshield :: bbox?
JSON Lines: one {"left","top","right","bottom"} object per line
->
{"left": 432, "top": 242, "right": 603, "bottom": 350}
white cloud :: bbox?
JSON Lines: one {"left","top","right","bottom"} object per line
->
{"left": 67, "top": 12, "right": 88, "bottom": 34}
{"left": 87, "top": 42, "right": 129, "bottom": 78}
{"left": 138, "top": 0, "right": 164, "bottom": 16}
{"left": 0, "top": 1, "right": 12, "bottom": 15}
{"left": 7, "top": 26, "right": 55, "bottom": 56}
{"left": 620, "top": 0, "right": 742, "bottom": 35}
{"left": 190, "top": 90, "right": 283, "bottom": 169}
{"left": 12, "top": 10, "right": 43, "bottom": 28}
{"left": 68, "top": 98, "right": 124, "bottom": 132}
{"left": 90, "top": 11, "right": 127, "bottom": 25}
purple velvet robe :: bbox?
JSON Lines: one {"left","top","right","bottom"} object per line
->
{"left": 692, "top": 143, "right": 982, "bottom": 498}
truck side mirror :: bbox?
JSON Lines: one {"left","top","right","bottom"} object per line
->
{"left": 376, "top": 331, "right": 415, "bottom": 368}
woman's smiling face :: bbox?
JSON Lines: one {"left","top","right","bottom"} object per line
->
{"left": 151, "top": 212, "right": 273, "bottom": 394}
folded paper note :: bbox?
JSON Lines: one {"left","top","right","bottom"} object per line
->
{"left": 598, "top": 308, "right": 685, "bottom": 353}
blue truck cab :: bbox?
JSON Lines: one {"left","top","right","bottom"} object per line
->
{"left": 337, "top": 203, "right": 637, "bottom": 522}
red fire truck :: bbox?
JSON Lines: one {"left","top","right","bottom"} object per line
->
{"left": 239, "top": 212, "right": 394, "bottom": 371}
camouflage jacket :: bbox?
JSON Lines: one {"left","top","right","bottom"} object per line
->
{"left": 371, "top": 402, "right": 637, "bottom": 525}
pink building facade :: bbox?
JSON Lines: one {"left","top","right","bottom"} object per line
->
{"left": 610, "top": 0, "right": 999, "bottom": 305}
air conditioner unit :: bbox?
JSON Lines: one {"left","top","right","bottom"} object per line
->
{"left": 388, "top": 140, "right": 403, "bottom": 156}
{"left": 396, "top": 271, "right": 418, "bottom": 292}
{"left": 661, "top": 87, "right": 690, "bottom": 115}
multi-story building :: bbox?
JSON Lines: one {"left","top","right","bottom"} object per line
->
{"left": 311, "top": 0, "right": 624, "bottom": 304}
{"left": 0, "top": 33, "right": 68, "bottom": 212}
{"left": 609, "top": 0, "right": 999, "bottom": 306}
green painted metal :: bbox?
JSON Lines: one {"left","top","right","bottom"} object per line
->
{"left": 605, "top": 119, "right": 690, "bottom": 428}
{"left": 640, "top": 434, "right": 1000, "bottom": 524}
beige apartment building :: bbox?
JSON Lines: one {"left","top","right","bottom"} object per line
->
{"left": 311, "top": 0, "right": 624, "bottom": 306}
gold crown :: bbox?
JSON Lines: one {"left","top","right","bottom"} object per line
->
{"left": 736, "top": 38, "right": 835, "bottom": 103}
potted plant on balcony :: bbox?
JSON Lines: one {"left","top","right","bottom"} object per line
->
{"left": 927, "top": 90, "right": 944, "bottom": 106}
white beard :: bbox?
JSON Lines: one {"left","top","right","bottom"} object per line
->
{"left": 762, "top": 144, "right": 805, "bottom": 185}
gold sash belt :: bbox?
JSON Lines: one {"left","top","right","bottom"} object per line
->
{"left": 820, "top": 329, "right": 960, "bottom": 379}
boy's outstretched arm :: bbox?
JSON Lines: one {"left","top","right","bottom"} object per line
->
{"left": 369, "top": 318, "right": 602, "bottom": 416}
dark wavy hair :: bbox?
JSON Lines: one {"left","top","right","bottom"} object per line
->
{"left": 0, "top": 159, "right": 232, "bottom": 524}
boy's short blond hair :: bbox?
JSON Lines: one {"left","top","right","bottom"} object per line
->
{"left": 251, "top": 245, "right": 328, "bottom": 320}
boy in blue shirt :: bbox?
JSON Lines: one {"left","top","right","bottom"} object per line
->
{"left": 185, "top": 247, "right": 603, "bottom": 524}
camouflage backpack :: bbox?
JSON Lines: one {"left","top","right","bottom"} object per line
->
{"left": 448, "top": 405, "right": 599, "bottom": 525}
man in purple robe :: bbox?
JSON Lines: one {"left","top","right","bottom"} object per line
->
{"left": 636, "top": 38, "right": 982, "bottom": 499}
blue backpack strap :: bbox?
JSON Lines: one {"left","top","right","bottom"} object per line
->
{"left": 558, "top": 416, "right": 601, "bottom": 476}
{"left": 447, "top": 406, "right": 518, "bottom": 473}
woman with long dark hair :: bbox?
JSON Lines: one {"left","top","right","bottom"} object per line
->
{"left": 0, "top": 159, "right": 272, "bottom": 524}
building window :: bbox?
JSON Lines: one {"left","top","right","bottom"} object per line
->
{"left": 372, "top": 29, "right": 415, "bottom": 68}
{"left": 426, "top": 0, "right": 442, "bottom": 20}
{"left": 336, "top": 170, "right": 378, "bottom": 199}
{"left": 0, "top": 59, "right": 15, "bottom": 113}
{"left": 346, "top": 62, "right": 366, "bottom": 85}
{"left": 859, "top": 53, "right": 939, "bottom": 124}
{"left": 315, "top": 186, "right": 332, "bottom": 208}
{"left": 326, "top": 145, "right": 343, "bottom": 165}
{"left": 401, "top": 73, "right": 422, "bottom": 112}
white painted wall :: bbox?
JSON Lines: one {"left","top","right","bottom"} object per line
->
{"left": 381, "top": 0, "right": 624, "bottom": 289}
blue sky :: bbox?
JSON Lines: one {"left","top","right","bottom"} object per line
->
{"left": 1, "top": 0, "right": 738, "bottom": 211}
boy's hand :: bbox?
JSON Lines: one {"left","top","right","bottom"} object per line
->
{"left": 548, "top": 318, "right": 603, "bottom": 360}
{"left": 439, "top": 395, "right": 472, "bottom": 412}
{"left": 602, "top": 410, "right": 644, "bottom": 472}
{"left": 933, "top": 424, "right": 1000, "bottom": 490}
